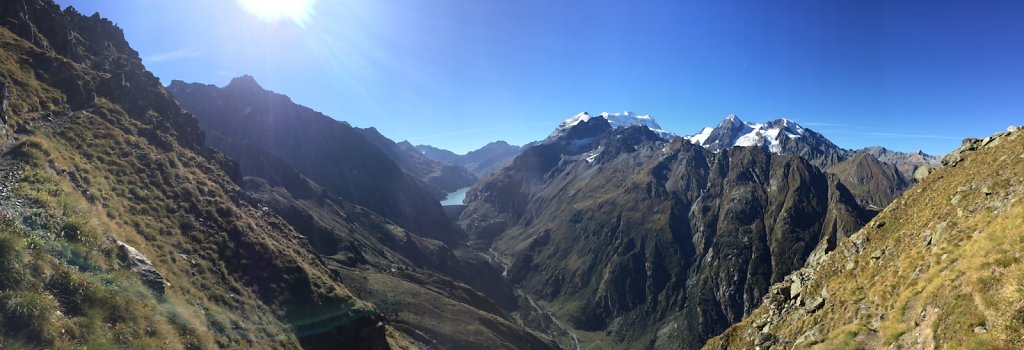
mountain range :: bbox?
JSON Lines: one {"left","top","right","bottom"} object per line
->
{"left": 684, "top": 114, "right": 940, "bottom": 209}
{"left": 460, "top": 116, "right": 871, "bottom": 348}
{"left": 1, "top": 1, "right": 1018, "bottom": 349}
{"left": 416, "top": 141, "right": 522, "bottom": 179}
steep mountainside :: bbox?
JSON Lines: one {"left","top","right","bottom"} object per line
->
{"left": 860, "top": 145, "right": 942, "bottom": 181}
{"left": 460, "top": 117, "right": 870, "bottom": 349}
{"left": 0, "top": 1, "right": 409, "bottom": 347}
{"left": 826, "top": 151, "right": 911, "bottom": 210}
{"left": 353, "top": 127, "right": 477, "bottom": 197}
{"left": 240, "top": 173, "right": 562, "bottom": 349}
{"left": 166, "top": 78, "right": 459, "bottom": 242}
{"left": 180, "top": 99, "right": 561, "bottom": 348}
{"left": 417, "top": 140, "right": 523, "bottom": 178}
{"left": 0, "top": 1, "right": 563, "bottom": 348}
{"left": 707, "top": 126, "right": 1024, "bottom": 349}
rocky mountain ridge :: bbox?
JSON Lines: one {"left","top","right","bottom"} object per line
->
{"left": 685, "top": 114, "right": 943, "bottom": 210}
{"left": 460, "top": 117, "right": 871, "bottom": 348}
{"left": 353, "top": 126, "right": 477, "bottom": 197}
{"left": 416, "top": 140, "right": 522, "bottom": 179}
{"left": 166, "top": 77, "right": 460, "bottom": 242}
{"left": 707, "top": 124, "right": 1024, "bottom": 349}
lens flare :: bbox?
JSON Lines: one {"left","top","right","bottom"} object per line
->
{"left": 238, "top": 0, "right": 316, "bottom": 26}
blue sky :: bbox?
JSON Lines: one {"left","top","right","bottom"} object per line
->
{"left": 57, "top": 0, "right": 1023, "bottom": 154}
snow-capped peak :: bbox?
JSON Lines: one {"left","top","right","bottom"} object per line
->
{"left": 724, "top": 113, "right": 742, "bottom": 125}
{"left": 684, "top": 115, "right": 807, "bottom": 154}
{"left": 550, "top": 111, "right": 677, "bottom": 141}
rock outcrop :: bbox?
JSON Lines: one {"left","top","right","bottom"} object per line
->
{"left": 354, "top": 127, "right": 477, "bottom": 197}
{"left": 115, "top": 241, "right": 166, "bottom": 295}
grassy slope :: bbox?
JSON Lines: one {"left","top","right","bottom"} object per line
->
{"left": 707, "top": 127, "right": 1024, "bottom": 349}
{"left": 0, "top": 24, "right": 413, "bottom": 349}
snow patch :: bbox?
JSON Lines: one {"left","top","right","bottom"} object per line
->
{"left": 685, "top": 116, "right": 808, "bottom": 154}
{"left": 550, "top": 111, "right": 678, "bottom": 141}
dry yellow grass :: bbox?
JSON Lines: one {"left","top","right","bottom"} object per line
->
{"left": 707, "top": 128, "right": 1024, "bottom": 349}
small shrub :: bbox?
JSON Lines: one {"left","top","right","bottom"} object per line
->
{"left": 0, "top": 217, "right": 26, "bottom": 288}
{"left": 0, "top": 290, "right": 59, "bottom": 343}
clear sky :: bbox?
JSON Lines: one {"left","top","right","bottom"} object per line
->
{"left": 56, "top": 0, "right": 1023, "bottom": 154}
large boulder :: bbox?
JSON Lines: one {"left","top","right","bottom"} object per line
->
{"left": 913, "top": 165, "right": 933, "bottom": 182}
{"left": 116, "top": 241, "right": 166, "bottom": 295}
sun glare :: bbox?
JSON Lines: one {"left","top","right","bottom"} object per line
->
{"left": 238, "top": 0, "right": 315, "bottom": 26}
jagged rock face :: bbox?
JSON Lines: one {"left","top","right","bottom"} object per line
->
{"left": 417, "top": 141, "right": 523, "bottom": 178}
{"left": 775, "top": 129, "right": 850, "bottom": 170}
{"left": 1, "top": 0, "right": 204, "bottom": 147}
{"left": 707, "top": 126, "right": 1024, "bottom": 349}
{"left": 688, "top": 115, "right": 941, "bottom": 210}
{"left": 462, "top": 120, "right": 869, "bottom": 348}
{"left": 354, "top": 127, "right": 477, "bottom": 197}
{"left": 826, "top": 151, "right": 911, "bottom": 209}
{"left": 697, "top": 115, "right": 754, "bottom": 152}
{"left": 689, "top": 115, "right": 850, "bottom": 169}
{"left": 167, "top": 78, "right": 461, "bottom": 242}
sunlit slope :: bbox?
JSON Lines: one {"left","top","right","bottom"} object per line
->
{"left": 707, "top": 126, "right": 1024, "bottom": 349}
{"left": 0, "top": 1, "right": 411, "bottom": 347}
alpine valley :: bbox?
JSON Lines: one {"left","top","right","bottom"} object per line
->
{"left": 0, "top": 0, "right": 1019, "bottom": 349}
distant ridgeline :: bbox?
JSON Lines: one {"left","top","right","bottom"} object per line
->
{"left": 0, "top": 0, "right": 986, "bottom": 349}
{"left": 458, "top": 111, "right": 942, "bottom": 348}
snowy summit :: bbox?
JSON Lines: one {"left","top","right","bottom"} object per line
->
{"left": 549, "top": 111, "right": 677, "bottom": 141}
{"left": 685, "top": 114, "right": 807, "bottom": 154}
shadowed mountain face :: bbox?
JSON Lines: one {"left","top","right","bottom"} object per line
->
{"left": 353, "top": 127, "right": 477, "bottom": 198}
{"left": 826, "top": 151, "right": 911, "bottom": 209}
{"left": 167, "top": 81, "right": 565, "bottom": 348}
{"left": 166, "top": 78, "right": 461, "bottom": 242}
{"left": 708, "top": 128, "right": 1024, "bottom": 349}
{"left": 417, "top": 141, "right": 523, "bottom": 178}
{"left": 858, "top": 145, "right": 942, "bottom": 180}
{"left": 461, "top": 118, "right": 870, "bottom": 348}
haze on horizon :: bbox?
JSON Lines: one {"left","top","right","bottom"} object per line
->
{"left": 56, "top": 0, "right": 1024, "bottom": 154}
